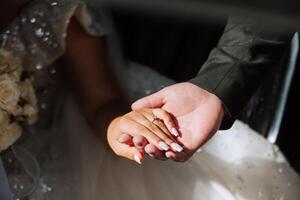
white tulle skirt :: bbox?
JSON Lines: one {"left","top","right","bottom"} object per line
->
{"left": 59, "top": 98, "right": 299, "bottom": 200}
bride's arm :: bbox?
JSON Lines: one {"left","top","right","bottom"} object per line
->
{"left": 62, "top": 18, "right": 125, "bottom": 135}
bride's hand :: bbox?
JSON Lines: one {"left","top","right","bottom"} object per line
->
{"left": 107, "top": 108, "right": 183, "bottom": 164}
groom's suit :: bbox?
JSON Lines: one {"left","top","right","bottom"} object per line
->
{"left": 114, "top": 14, "right": 292, "bottom": 129}
{"left": 189, "top": 17, "right": 292, "bottom": 129}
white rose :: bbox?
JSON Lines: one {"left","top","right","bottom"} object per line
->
{"left": 0, "top": 122, "right": 22, "bottom": 152}
{"left": 0, "top": 49, "right": 22, "bottom": 80}
{"left": 0, "top": 109, "right": 9, "bottom": 129}
{"left": 0, "top": 74, "right": 21, "bottom": 114}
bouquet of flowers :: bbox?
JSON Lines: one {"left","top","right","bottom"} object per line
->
{"left": 0, "top": 49, "right": 38, "bottom": 151}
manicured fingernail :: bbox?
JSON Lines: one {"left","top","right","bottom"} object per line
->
{"left": 133, "top": 155, "right": 142, "bottom": 164}
{"left": 171, "top": 128, "right": 179, "bottom": 137}
{"left": 148, "top": 153, "right": 155, "bottom": 158}
{"left": 158, "top": 141, "right": 169, "bottom": 151}
{"left": 171, "top": 143, "right": 183, "bottom": 152}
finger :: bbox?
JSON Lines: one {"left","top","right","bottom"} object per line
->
{"left": 113, "top": 141, "right": 144, "bottom": 164}
{"left": 120, "top": 117, "right": 171, "bottom": 151}
{"left": 132, "top": 135, "right": 147, "bottom": 150}
{"left": 141, "top": 110, "right": 173, "bottom": 138}
{"left": 129, "top": 112, "right": 177, "bottom": 151}
{"left": 131, "top": 90, "right": 165, "bottom": 110}
{"left": 165, "top": 151, "right": 189, "bottom": 162}
{"left": 139, "top": 110, "right": 183, "bottom": 152}
{"left": 118, "top": 133, "right": 133, "bottom": 146}
{"left": 145, "top": 144, "right": 167, "bottom": 161}
{"left": 152, "top": 108, "right": 180, "bottom": 137}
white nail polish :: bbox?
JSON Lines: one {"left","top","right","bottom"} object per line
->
{"left": 158, "top": 141, "right": 169, "bottom": 151}
{"left": 148, "top": 153, "right": 155, "bottom": 158}
{"left": 171, "top": 128, "right": 179, "bottom": 137}
{"left": 171, "top": 143, "right": 183, "bottom": 152}
{"left": 134, "top": 155, "right": 141, "bottom": 164}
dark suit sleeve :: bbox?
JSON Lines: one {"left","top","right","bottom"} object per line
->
{"left": 189, "top": 17, "right": 292, "bottom": 129}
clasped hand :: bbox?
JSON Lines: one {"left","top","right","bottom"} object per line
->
{"left": 107, "top": 82, "right": 224, "bottom": 163}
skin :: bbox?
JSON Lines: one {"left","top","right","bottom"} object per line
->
{"left": 63, "top": 18, "right": 179, "bottom": 162}
{"left": 0, "top": 2, "right": 192, "bottom": 163}
{"left": 107, "top": 108, "right": 182, "bottom": 164}
{"left": 1, "top": 5, "right": 223, "bottom": 163}
{"left": 63, "top": 19, "right": 224, "bottom": 163}
{"left": 130, "top": 82, "right": 224, "bottom": 162}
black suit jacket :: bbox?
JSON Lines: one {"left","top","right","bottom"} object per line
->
{"left": 189, "top": 17, "right": 292, "bottom": 129}
{"left": 113, "top": 13, "right": 292, "bottom": 129}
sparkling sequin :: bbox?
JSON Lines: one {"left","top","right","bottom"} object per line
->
{"left": 36, "top": 64, "right": 43, "bottom": 70}
{"left": 41, "top": 183, "right": 52, "bottom": 193}
{"left": 40, "top": 103, "right": 47, "bottom": 109}
{"left": 50, "top": 1, "right": 58, "bottom": 6}
{"left": 35, "top": 28, "right": 44, "bottom": 38}
{"left": 49, "top": 68, "right": 56, "bottom": 74}
{"left": 43, "top": 37, "right": 49, "bottom": 42}
{"left": 30, "top": 18, "right": 37, "bottom": 24}
{"left": 21, "top": 17, "right": 27, "bottom": 23}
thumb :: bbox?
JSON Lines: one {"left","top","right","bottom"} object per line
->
{"left": 131, "top": 90, "right": 165, "bottom": 110}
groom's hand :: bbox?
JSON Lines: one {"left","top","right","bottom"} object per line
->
{"left": 131, "top": 82, "right": 224, "bottom": 162}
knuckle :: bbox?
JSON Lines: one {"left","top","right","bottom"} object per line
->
{"left": 119, "top": 117, "right": 129, "bottom": 128}
{"left": 136, "top": 126, "right": 145, "bottom": 134}
{"left": 148, "top": 123, "right": 158, "bottom": 131}
{"left": 144, "top": 121, "right": 153, "bottom": 129}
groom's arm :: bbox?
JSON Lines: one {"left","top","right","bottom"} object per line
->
{"left": 190, "top": 16, "right": 293, "bottom": 129}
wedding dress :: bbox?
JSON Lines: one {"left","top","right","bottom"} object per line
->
{"left": 0, "top": 1, "right": 299, "bottom": 199}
